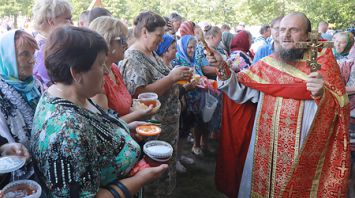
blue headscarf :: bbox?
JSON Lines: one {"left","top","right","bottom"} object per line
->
{"left": 0, "top": 30, "right": 41, "bottom": 105}
{"left": 175, "top": 35, "right": 205, "bottom": 76}
{"left": 156, "top": 34, "right": 175, "bottom": 56}
{"left": 176, "top": 35, "right": 196, "bottom": 65}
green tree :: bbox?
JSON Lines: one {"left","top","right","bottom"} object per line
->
{"left": 0, "top": 0, "right": 33, "bottom": 27}
{"left": 1, "top": 0, "right": 354, "bottom": 30}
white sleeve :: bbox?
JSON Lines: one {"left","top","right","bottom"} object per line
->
{"left": 218, "top": 71, "right": 260, "bottom": 104}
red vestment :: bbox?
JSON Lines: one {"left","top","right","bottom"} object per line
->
{"left": 215, "top": 48, "right": 350, "bottom": 197}
{"left": 215, "top": 96, "right": 256, "bottom": 198}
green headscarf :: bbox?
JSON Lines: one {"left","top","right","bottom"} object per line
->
{"left": 333, "top": 31, "right": 355, "bottom": 60}
{"left": 218, "top": 32, "right": 235, "bottom": 55}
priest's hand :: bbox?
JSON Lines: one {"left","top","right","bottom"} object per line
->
{"left": 204, "top": 48, "right": 223, "bottom": 67}
{"left": 306, "top": 72, "right": 324, "bottom": 97}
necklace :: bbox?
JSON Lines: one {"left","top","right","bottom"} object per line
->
{"left": 54, "top": 86, "right": 63, "bottom": 92}
{"left": 52, "top": 85, "right": 87, "bottom": 108}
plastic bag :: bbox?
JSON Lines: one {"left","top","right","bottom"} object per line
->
{"left": 202, "top": 90, "right": 218, "bottom": 123}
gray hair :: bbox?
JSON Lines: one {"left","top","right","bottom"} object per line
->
{"left": 89, "top": 16, "right": 128, "bottom": 49}
{"left": 204, "top": 25, "right": 221, "bottom": 39}
{"left": 32, "top": 0, "right": 72, "bottom": 32}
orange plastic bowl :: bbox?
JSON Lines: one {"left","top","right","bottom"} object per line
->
{"left": 136, "top": 125, "right": 161, "bottom": 137}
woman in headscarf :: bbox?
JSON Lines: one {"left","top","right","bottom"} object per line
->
{"left": 173, "top": 35, "right": 220, "bottom": 156}
{"left": 179, "top": 21, "right": 195, "bottom": 37}
{"left": 157, "top": 34, "right": 196, "bottom": 173}
{"left": 333, "top": 31, "right": 355, "bottom": 63}
{"left": 336, "top": 32, "right": 355, "bottom": 180}
{"left": 218, "top": 32, "right": 235, "bottom": 56}
{"left": 228, "top": 30, "right": 253, "bottom": 72}
{"left": 173, "top": 35, "right": 202, "bottom": 74}
{"left": 0, "top": 30, "right": 42, "bottom": 184}
{"left": 0, "top": 30, "right": 42, "bottom": 146}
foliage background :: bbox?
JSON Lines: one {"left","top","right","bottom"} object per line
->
{"left": 0, "top": 0, "right": 354, "bottom": 29}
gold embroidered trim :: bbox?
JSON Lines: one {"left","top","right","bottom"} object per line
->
{"left": 325, "top": 87, "right": 349, "bottom": 108}
{"left": 242, "top": 69, "right": 269, "bottom": 84}
{"left": 310, "top": 113, "right": 337, "bottom": 197}
{"left": 271, "top": 97, "right": 283, "bottom": 196}
{"left": 251, "top": 94, "right": 265, "bottom": 196}
{"left": 294, "top": 101, "right": 304, "bottom": 160}
{"left": 262, "top": 56, "right": 308, "bottom": 81}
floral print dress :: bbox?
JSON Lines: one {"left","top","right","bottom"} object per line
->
{"left": 119, "top": 49, "right": 180, "bottom": 197}
{"left": 228, "top": 50, "right": 252, "bottom": 72}
{"left": 30, "top": 92, "right": 140, "bottom": 197}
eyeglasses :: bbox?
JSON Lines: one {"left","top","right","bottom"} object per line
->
{"left": 114, "top": 36, "right": 128, "bottom": 47}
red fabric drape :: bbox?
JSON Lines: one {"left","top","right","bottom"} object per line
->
{"left": 215, "top": 95, "right": 256, "bottom": 198}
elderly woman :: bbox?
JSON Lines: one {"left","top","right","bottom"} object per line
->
{"left": 228, "top": 30, "right": 253, "bottom": 72}
{"left": 179, "top": 21, "right": 195, "bottom": 37}
{"left": 120, "top": 11, "right": 191, "bottom": 197}
{"left": 335, "top": 31, "right": 355, "bottom": 198}
{"left": 218, "top": 32, "right": 235, "bottom": 56}
{"left": 32, "top": 0, "right": 73, "bottom": 87}
{"left": 0, "top": 30, "right": 41, "bottom": 146}
{"left": 156, "top": 34, "right": 196, "bottom": 173}
{"left": 336, "top": 32, "right": 355, "bottom": 171}
{"left": 0, "top": 29, "right": 41, "bottom": 189}
{"left": 173, "top": 35, "right": 220, "bottom": 155}
{"left": 30, "top": 26, "right": 167, "bottom": 197}
{"left": 89, "top": 16, "right": 153, "bottom": 122}
{"left": 333, "top": 31, "right": 355, "bottom": 63}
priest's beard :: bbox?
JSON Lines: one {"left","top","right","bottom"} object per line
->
{"left": 278, "top": 48, "right": 305, "bottom": 62}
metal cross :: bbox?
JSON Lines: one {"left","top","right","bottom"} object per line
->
{"left": 295, "top": 31, "right": 334, "bottom": 72}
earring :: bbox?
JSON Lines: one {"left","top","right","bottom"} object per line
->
{"left": 111, "top": 49, "right": 116, "bottom": 54}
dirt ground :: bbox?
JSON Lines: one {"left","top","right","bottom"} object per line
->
{"left": 170, "top": 139, "right": 226, "bottom": 198}
{"left": 170, "top": 138, "right": 355, "bottom": 198}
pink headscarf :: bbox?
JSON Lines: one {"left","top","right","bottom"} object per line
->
{"left": 179, "top": 21, "right": 195, "bottom": 37}
{"left": 230, "top": 31, "right": 251, "bottom": 53}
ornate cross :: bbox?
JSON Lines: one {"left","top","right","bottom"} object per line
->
{"left": 295, "top": 31, "right": 334, "bottom": 72}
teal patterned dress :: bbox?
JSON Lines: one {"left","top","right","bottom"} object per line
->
{"left": 30, "top": 92, "right": 141, "bottom": 197}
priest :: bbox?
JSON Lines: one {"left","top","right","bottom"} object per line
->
{"left": 210, "top": 12, "right": 350, "bottom": 197}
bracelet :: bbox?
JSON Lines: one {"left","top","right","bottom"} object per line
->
{"left": 113, "top": 181, "right": 132, "bottom": 198}
{"left": 102, "top": 185, "right": 121, "bottom": 198}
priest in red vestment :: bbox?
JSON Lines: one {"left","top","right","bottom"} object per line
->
{"left": 211, "top": 12, "right": 350, "bottom": 198}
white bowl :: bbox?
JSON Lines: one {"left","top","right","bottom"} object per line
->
{"left": 2, "top": 180, "right": 42, "bottom": 198}
{"left": 138, "top": 92, "right": 158, "bottom": 101}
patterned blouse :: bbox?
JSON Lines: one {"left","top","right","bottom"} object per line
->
{"left": 30, "top": 92, "right": 140, "bottom": 197}
{"left": 120, "top": 49, "right": 181, "bottom": 197}
{"left": 0, "top": 79, "right": 42, "bottom": 147}
{"left": 120, "top": 49, "right": 181, "bottom": 125}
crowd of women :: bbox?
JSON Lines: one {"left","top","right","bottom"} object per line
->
{"left": 0, "top": 0, "right": 355, "bottom": 197}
